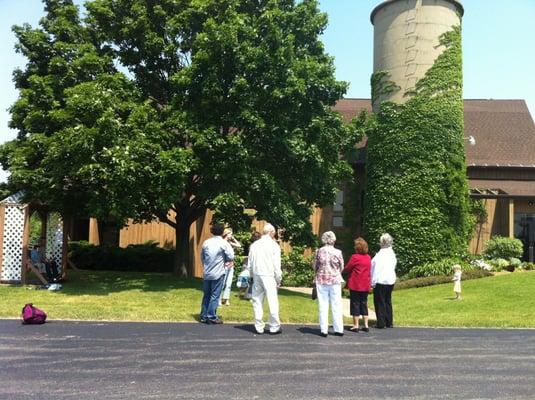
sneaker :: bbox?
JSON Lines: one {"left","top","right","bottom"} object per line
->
{"left": 207, "top": 318, "right": 223, "bottom": 325}
{"left": 361, "top": 327, "right": 369, "bottom": 332}
{"left": 269, "top": 328, "right": 282, "bottom": 335}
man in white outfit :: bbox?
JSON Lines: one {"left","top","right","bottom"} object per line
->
{"left": 248, "top": 223, "right": 282, "bottom": 334}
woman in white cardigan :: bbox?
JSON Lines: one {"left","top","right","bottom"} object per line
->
{"left": 371, "top": 233, "right": 397, "bottom": 329}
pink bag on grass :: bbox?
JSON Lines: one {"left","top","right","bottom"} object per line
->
{"left": 21, "top": 303, "right": 47, "bottom": 324}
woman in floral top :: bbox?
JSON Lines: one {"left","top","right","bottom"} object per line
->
{"left": 312, "top": 231, "right": 345, "bottom": 337}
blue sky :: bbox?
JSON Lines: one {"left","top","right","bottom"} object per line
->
{"left": 1, "top": 0, "right": 534, "bottom": 181}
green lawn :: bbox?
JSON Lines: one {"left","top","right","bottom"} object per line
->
{"left": 393, "top": 270, "right": 535, "bottom": 328}
{"left": 1, "top": 270, "right": 534, "bottom": 327}
{"left": 0, "top": 270, "right": 318, "bottom": 324}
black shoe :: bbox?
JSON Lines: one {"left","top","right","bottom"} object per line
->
{"left": 349, "top": 327, "right": 359, "bottom": 333}
{"left": 334, "top": 332, "right": 344, "bottom": 337}
{"left": 375, "top": 325, "right": 385, "bottom": 329}
{"left": 269, "top": 328, "right": 282, "bottom": 335}
{"left": 207, "top": 318, "right": 223, "bottom": 325}
{"left": 361, "top": 327, "right": 369, "bottom": 332}
{"left": 320, "top": 332, "right": 328, "bottom": 338}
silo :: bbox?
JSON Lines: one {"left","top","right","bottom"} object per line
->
{"left": 371, "top": 0, "right": 464, "bottom": 110}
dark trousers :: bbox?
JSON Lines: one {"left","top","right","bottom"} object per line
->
{"left": 200, "top": 275, "right": 225, "bottom": 321}
{"left": 45, "top": 260, "right": 60, "bottom": 282}
{"left": 373, "top": 283, "right": 394, "bottom": 328}
{"left": 349, "top": 290, "right": 369, "bottom": 316}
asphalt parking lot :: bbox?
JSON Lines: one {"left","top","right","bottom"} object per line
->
{"left": 1, "top": 320, "right": 534, "bottom": 399}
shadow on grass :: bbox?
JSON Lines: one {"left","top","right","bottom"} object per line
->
{"left": 58, "top": 269, "right": 203, "bottom": 296}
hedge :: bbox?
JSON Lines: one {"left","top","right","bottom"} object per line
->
{"left": 395, "top": 269, "right": 492, "bottom": 291}
{"left": 69, "top": 241, "right": 174, "bottom": 273}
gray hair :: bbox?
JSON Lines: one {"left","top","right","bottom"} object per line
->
{"left": 262, "top": 223, "right": 276, "bottom": 235}
{"left": 379, "top": 233, "right": 393, "bottom": 248}
{"left": 321, "top": 231, "right": 337, "bottom": 246}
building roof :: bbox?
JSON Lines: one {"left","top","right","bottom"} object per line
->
{"left": 333, "top": 98, "right": 535, "bottom": 167}
{"left": 469, "top": 179, "right": 535, "bottom": 197}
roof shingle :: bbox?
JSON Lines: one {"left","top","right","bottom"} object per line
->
{"left": 333, "top": 98, "right": 535, "bottom": 167}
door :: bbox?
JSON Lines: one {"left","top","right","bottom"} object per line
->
{"left": 514, "top": 213, "right": 535, "bottom": 262}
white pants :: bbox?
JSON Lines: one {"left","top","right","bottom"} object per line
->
{"left": 252, "top": 275, "right": 280, "bottom": 333}
{"left": 317, "top": 283, "right": 343, "bottom": 334}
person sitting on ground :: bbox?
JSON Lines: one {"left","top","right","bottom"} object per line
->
{"left": 342, "top": 237, "right": 372, "bottom": 333}
{"left": 30, "top": 238, "right": 60, "bottom": 283}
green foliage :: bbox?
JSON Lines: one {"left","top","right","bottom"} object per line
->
{"left": 281, "top": 247, "right": 315, "bottom": 287}
{"left": 29, "top": 213, "right": 43, "bottom": 246}
{"left": 371, "top": 70, "right": 400, "bottom": 106}
{"left": 68, "top": 240, "right": 174, "bottom": 272}
{"left": 395, "top": 269, "right": 492, "bottom": 291}
{"left": 483, "top": 236, "right": 524, "bottom": 259}
{"left": 364, "top": 26, "right": 472, "bottom": 275}
{"left": 2, "top": 0, "right": 363, "bottom": 276}
{"left": 521, "top": 262, "right": 535, "bottom": 271}
{"left": 404, "top": 257, "right": 473, "bottom": 279}
{"left": 509, "top": 257, "right": 522, "bottom": 268}
{"left": 488, "top": 258, "right": 510, "bottom": 272}
{"left": 470, "top": 198, "right": 488, "bottom": 224}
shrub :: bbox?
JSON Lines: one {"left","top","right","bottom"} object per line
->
{"left": 488, "top": 258, "right": 510, "bottom": 272}
{"left": 509, "top": 257, "right": 522, "bottom": 267}
{"left": 471, "top": 258, "right": 493, "bottom": 271}
{"left": 69, "top": 240, "right": 174, "bottom": 273}
{"left": 404, "top": 257, "right": 472, "bottom": 279}
{"left": 521, "top": 262, "right": 535, "bottom": 271}
{"left": 483, "top": 236, "right": 523, "bottom": 259}
{"left": 395, "top": 269, "right": 492, "bottom": 290}
{"left": 281, "top": 247, "right": 315, "bottom": 287}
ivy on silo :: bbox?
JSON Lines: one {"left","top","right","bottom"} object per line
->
{"left": 364, "top": 26, "right": 473, "bottom": 275}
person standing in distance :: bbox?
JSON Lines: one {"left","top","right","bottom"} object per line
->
{"left": 199, "top": 223, "right": 235, "bottom": 324}
{"left": 249, "top": 223, "right": 282, "bottom": 334}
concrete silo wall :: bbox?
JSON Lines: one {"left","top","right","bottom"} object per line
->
{"left": 371, "top": 0, "right": 463, "bottom": 110}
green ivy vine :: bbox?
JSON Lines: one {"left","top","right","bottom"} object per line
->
{"left": 364, "top": 26, "right": 472, "bottom": 275}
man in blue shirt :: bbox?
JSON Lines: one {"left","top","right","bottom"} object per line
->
{"left": 199, "top": 223, "right": 235, "bottom": 324}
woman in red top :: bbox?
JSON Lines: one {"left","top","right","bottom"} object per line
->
{"left": 342, "top": 237, "right": 372, "bottom": 332}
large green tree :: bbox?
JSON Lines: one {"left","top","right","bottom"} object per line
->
{"left": 1, "top": 0, "right": 362, "bottom": 276}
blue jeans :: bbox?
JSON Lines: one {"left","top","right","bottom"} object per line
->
{"left": 221, "top": 268, "right": 234, "bottom": 300}
{"left": 200, "top": 275, "right": 225, "bottom": 321}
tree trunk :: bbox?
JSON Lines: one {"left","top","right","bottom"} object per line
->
{"left": 174, "top": 223, "right": 192, "bottom": 277}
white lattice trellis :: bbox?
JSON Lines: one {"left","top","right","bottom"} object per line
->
{"left": 1, "top": 205, "right": 26, "bottom": 282}
{"left": 46, "top": 212, "right": 63, "bottom": 274}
